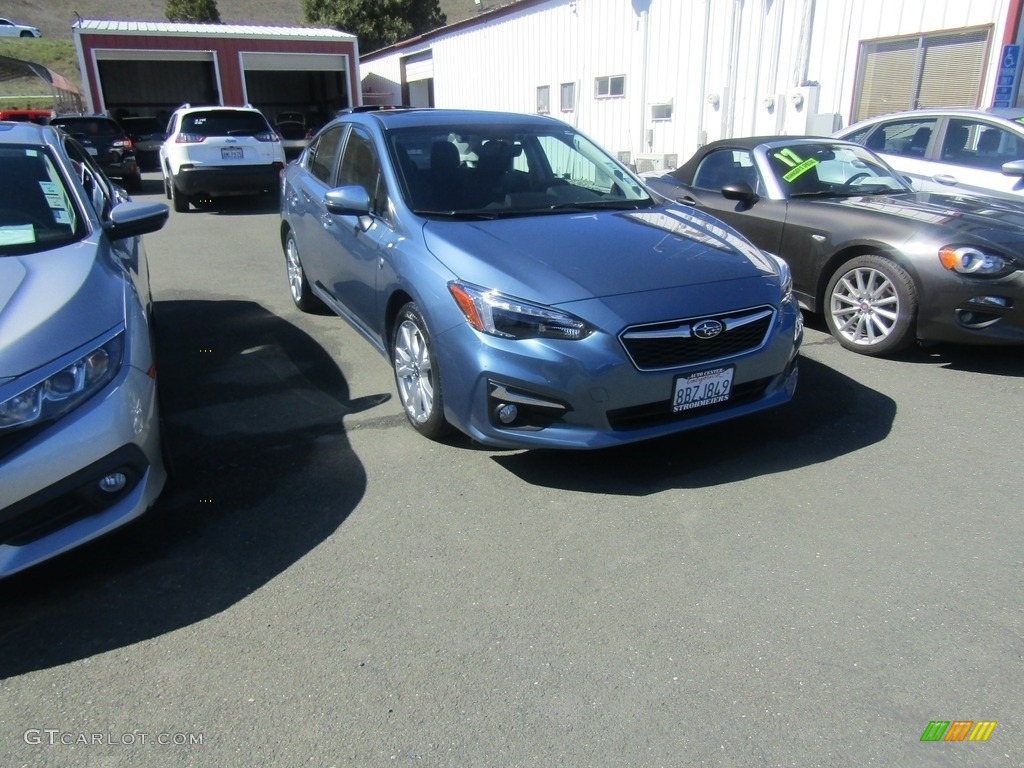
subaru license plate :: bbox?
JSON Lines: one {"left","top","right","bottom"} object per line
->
{"left": 672, "top": 366, "right": 734, "bottom": 413}
{"left": 221, "top": 146, "right": 243, "bottom": 160}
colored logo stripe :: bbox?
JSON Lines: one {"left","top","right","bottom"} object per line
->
{"left": 969, "top": 721, "right": 997, "bottom": 741}
{"left": 921, "top": 721, "right": 997, "bottom": 742}
{"left": 944, "top": 721, "right": 973, "bottom": 741}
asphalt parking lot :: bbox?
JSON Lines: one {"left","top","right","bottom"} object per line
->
{"left": 1, "top": 173, "right": 1022, "bottom": 767}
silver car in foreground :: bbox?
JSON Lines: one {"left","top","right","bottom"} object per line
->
{"left": 0, "top": 121, "right": 169, "bottom": 578}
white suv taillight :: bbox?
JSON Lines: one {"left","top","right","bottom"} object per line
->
{"left": 175, "top": 133, "right": 207, "bottom": 143}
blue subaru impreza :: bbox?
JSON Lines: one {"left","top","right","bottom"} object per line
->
{"left": 280, "top": 109, "right": 801, "bottom": 450}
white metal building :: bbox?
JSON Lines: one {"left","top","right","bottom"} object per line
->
{"left": 360, "top": 0, "right": 1024, "bottom": 170}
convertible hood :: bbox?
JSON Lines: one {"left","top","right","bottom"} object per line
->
{"left": 0, "top": 242, "right": 125, "bottom": 379}
{"left": 421, "top": 206, "right": 780, "bottom": 304}
{"left": 832, "top": 192, "right": 1024, "bottom": 251}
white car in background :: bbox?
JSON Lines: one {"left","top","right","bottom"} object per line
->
{"left": 159, "top": 104, "right": 286, "bottom": 212}
{"left": 0, "top": 17, "right": 41, "bottom": 37}
{"left": 835, "top": 108, "right": 1024, "bottom": 202}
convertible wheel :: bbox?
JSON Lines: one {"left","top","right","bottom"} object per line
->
{"left": 284, "top": 230, "right": 325, "bottom": 313}
{"left": 391, "top": 303, "right": 451, "bottom": 440}
{"left": 825, "top": 255, "right": 917, "bottom": 355}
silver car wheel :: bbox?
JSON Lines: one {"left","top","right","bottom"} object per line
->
{"left": 393, "top": 318, "right": 435, "bottom": 425}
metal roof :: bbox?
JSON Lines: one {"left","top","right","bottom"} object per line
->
{"left": 73, "top": 18, "right": 355, "bottom": 41}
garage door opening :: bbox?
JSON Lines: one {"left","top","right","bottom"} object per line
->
{"left": 242, "top": 52, "right": 351, "bottom": 131}
{"left": 95, "top": 50, "right": 218, "bottom": 119}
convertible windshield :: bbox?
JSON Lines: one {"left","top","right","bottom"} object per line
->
{"left": 0, "top": 145, "right": 82, "bottom": 255}
{"left": 765, "top": 143, "right": 910, "bottom": 198}
{"left": 387, "top": 124, "right": 653, "bottom": 215}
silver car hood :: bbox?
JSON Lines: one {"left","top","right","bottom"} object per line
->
{"left": 422, "top": 206, "right": 780, "bottom": 304}
{"left": 0, "top": 242, "right": 125, "bottom": 379}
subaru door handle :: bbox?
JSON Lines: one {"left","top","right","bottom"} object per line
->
{"left": 933, "top": 174, "right": 959, "bottom": 186}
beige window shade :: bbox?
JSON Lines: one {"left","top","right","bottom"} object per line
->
{"left": 853, "top": 26, "right": 990, "bottom": 122}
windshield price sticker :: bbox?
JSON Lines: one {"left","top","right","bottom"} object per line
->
{"left": 773, "top": 148, "right": 819, "bottom": 182}
{"left": 672, "top": 366, "right": 734, "bottom": 412}
{"left": 782, "top": 157, "right": 818, "bottom": 182}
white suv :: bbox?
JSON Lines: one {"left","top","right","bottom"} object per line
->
{"left": 159, "top": 104, "right": 286, "bottom": 212}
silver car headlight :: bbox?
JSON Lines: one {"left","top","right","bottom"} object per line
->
{"left": 939, "top": 245, "right": 1016, "bottom": 277}
{"left": 448, "top": 281, "right": 594, "bottom": 340}
{"left": 0, "top": 332, "right": 125, "bottom": 432}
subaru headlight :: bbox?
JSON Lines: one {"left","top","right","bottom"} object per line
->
{"left": 448, "top": 282, "right": 594, "bottom": 340}
{"left": 767, "top": 253, "right": 793, "bottom": 302}
{"left": 0, "top": 332, "right": 124, "bottom": 432}
{"left": 938, "top": 246, "right": 1016, "bottom": 277}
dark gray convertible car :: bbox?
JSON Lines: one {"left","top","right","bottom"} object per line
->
{"left": 643, "top": 137, "right": 1024, "bottom": 355}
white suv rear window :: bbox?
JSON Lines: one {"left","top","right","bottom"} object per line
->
{"left": 181, "top": 111, "right": 271, "bottom": 137}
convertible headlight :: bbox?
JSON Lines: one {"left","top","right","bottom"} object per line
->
{"left": 448, "top": 282, "right": 594, "bottom": 340}
{"left": 939, "top": 246, "right": 1016, "bottom": 277}
{"left": 0, "top": 332, "right": 124, "bottom": 432}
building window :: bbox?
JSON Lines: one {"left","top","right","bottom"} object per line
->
{"left": 536, "top": 85, "right": 550, "bottom": 114}
{"left": 651, "top": 103, "right": 673, "bottom": 121}
{"left": 560, "top": 82, "right": 576, "bottom": 112}
{"left": 852, "top": 26, "right": 990, "bottom": 122}
{"left": 594, "top": 75, "right": 625, "bottom": 99}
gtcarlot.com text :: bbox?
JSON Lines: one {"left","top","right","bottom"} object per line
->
{"left": 23, "top": 729, "right": 204, "bottom": 747}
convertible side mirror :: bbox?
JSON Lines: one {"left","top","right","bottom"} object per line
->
{"left": 721, "top": 181, "right": 757, "bottom": 204}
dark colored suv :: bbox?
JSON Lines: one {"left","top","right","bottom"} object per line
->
{"left": 50, "top": 115, "right": 142, "bottom": 191}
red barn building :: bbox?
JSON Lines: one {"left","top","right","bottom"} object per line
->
{"left": 72, "top": 18, "right": 359, "bottom": 129}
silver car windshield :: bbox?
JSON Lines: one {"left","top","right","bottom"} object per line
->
{"left": 388, "top": 124, "right": 653, "bottom": 216}
{"left": 0, "top": 145, "right": 82, "bottom": 255}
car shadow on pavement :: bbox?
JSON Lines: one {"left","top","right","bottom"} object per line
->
{"left": 896, "top": 343, "right": 1024, "bottom": 376}
{"left": 491, "top": 356, "right": 897, "bottom": 494}
{"left": 0, "top": 299, "right": 382, "bottom": 678}
{"left": 802, "top": 312, "right": 1024, "bottom": 375}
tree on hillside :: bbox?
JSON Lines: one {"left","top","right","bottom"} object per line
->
{"left": 166, "top": 0, "right": 222, "bottom": 23}
{"left": 303, "top": 0, "right": 446, "bottom": 54}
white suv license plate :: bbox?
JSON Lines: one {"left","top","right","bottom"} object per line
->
{"left": 672, "top": 366, "right": 734, "bottom": 413}
{"left": 221, "top": 146, "right": 244, "bottom": 160}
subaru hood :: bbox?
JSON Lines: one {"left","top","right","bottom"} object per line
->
{"left": 0, "top": 242, "right": 125, "bottom": 379}
{"left": 421, "top": 205, "right": 782, "bottom": 304}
